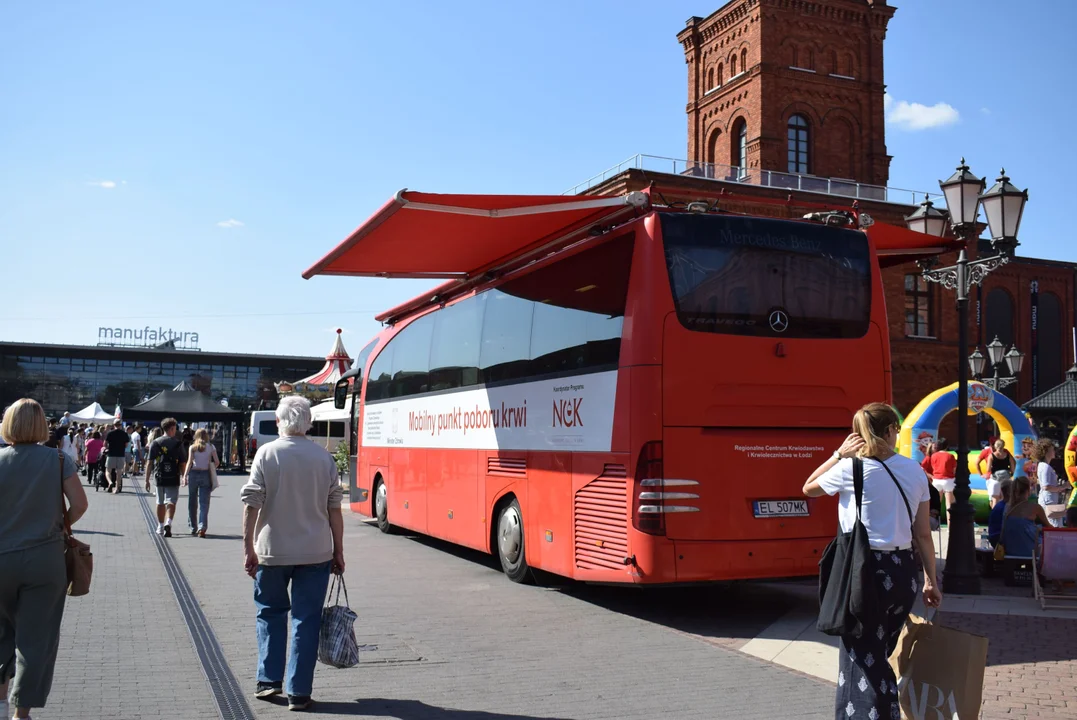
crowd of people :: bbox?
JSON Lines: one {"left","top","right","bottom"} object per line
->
{"left": 920, "top": 434, "right": 1075, "bottom": 534}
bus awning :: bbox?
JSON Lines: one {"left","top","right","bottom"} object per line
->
{"left": 865, "top": 222, "right": 962, "bottom": 267}
{"left": 303, "top": 190, "right": 650, "bottom": 280}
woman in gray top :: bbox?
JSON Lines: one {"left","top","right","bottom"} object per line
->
{"left": 0, "top": 399, "right": 88, "bottom": 720}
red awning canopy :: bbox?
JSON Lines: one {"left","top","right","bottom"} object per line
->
{"left": 302, "top": 190, "right": 649, "bottom": 281}
{"left": 865, "top": 221, "right": 961, "bottom": 268}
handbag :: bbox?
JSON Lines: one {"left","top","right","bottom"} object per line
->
{"left": 817, "top": 457, "right": 877, "bottom": 636}
{"left": 209, "top": 448, "right": 219, "bottom": 491}
{"left": 58, "top": 450, "right": 93, "bottom": 596}
{"left": 318, "top": 575, "right": 359, "bottom": 668}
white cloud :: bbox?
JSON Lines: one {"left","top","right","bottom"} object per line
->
{"left": 980, "top": 107, "right": 992, "bottom": 115}
{"left": 884, "top": 93, "right": 960, "bottom": 131}
{"left": 216, "top": 218, "right": 245, "bottom": 228}
{"left": 87, "top": 180, "right": 117, "bottom": 189}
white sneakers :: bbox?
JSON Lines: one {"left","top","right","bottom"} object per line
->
{"left": 156, "top": 524, "right": 164, "bottom": 535}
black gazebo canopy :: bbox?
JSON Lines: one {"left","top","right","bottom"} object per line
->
{"left": 123, "top": 390, "right": 242, "bottom": 422}
{"left": 1022, "top": 365, "right": 1077, "bottom": 440}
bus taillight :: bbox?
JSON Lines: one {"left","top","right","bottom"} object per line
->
{"left": 633, "top": 440, "right": 701, "bottom": 535}
{"left": 633, "top": 441, "right": 665, "bottom": 535}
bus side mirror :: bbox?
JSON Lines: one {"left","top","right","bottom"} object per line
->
{"left": 333, "top": 380, "right": 349, "bottom": 410}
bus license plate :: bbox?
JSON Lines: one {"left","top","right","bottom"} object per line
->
{"left": 753, "top": 500, "right": 809, "bottom": 518}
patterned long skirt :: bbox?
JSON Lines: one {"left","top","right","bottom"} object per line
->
{"left": 835, "top": 547, "right": 918, "bottom": 720}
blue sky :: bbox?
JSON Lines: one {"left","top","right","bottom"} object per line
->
{"left": 2, "top": 0, "right": 1073, "bottom": 358}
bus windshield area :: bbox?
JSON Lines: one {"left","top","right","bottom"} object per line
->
{"left": 661, "top": 213, "right": 871, "bottom": 339}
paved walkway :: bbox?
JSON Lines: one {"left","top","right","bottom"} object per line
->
{"left": 36, "top": 473, "right": 833, "bottom": 719}
{"left": 30, "top": 472, "right": 1077, "bottom": 719}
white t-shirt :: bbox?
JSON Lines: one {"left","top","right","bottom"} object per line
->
{"left": 1038, "top": 462, "right": 1065, "bottom": 528}
{"left": 130, "top": 432, "right": 142, "bottom": 451}
{"left": 816, "top": 454, "right": 931, "bottom": 549}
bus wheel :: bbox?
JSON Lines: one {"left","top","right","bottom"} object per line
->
{"left": 374, "top": 479, "right": 391, "bottom": 534}
{"left": 497, "top": 498, "right": 531, "bottom": 584}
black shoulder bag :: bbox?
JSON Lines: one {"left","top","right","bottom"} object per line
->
{"left": 817, "top": 457, "right": 878, "bottom": 636}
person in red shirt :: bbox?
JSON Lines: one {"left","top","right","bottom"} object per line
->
{"left": 922, "top": 439, "right": 957, "bottom": 523}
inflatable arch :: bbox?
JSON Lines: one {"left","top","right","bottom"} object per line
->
{"left": 898, "top": 381, "right": 1038, "bottom": 493}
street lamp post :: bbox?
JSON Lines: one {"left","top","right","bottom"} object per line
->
{"left": 905, "top": 159, "right": 1028, "bottom": 596}
{"left": 970, "top": 336, "right": 1025, "bottom": 390}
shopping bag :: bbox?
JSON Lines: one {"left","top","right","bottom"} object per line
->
{"left": 889, "top": 613, "right": 988, "bottom": 719}
{"left": 318, "top": 575, "right": 359, "bottom": 668}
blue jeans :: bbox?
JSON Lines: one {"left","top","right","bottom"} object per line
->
{"left": 187, "top": 471, "right": 212, "bottom": 531}
{"left": 253, "top": 562, "right": 331, "bottom": 697}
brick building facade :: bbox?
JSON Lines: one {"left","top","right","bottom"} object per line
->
{"left": 678, "top": 0, "right": 893, "bottom": 186}
{"left": 581, "top": 0, "right": 1076, "bottom": 440}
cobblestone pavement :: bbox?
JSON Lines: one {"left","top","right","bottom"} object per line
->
{"left": 938, "top": 611, "right": 1077, "bottom": 720}
{"left": 36, "top": 473, "right": 833, "bottom": 719}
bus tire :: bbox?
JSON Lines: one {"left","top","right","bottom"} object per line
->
{"left": 496, "top": 498, "right": 532, "bottom": 584}
{"left": 374, "top": 477, "right": 391, "bottom": 534}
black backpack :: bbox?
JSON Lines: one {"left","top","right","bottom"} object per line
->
{"left": 155, "top": 440, "right": 180, "bottom": 481}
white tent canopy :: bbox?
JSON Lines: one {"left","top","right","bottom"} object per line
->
{"left": 69, "top": 402, "right": 117, "bottom": 424}
{"left": 311, "top": 397, "right": 350, "bottom": 422}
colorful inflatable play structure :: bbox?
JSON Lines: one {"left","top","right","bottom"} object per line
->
{"left": 1066, "top": 422, "right": 1077, "bottom": 490}
{"left": 898, "top": 381, "right": 1038, "bottom": 498}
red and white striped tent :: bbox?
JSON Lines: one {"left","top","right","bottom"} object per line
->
{"left": 276, "top": 329, "right": 352, "bottom": 395}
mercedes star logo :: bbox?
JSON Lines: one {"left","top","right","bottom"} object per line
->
{"left": 769, "top": 310, "right": 789, "bottom": 333}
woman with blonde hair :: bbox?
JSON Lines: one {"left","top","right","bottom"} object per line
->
{"left": 183, "top": 428, "right": 219, "bottom": 537}
{"left": 985, "top": 437, "right": 1016, "bottom": 508}
{"left": 1032, "top": 438, "right": 1066, "bottom": 528}
{"left": 0, "top": 399, "right": 88, "bottom": 720}
{"left": 803, "top": 402, "right": 941, "bottom": 720}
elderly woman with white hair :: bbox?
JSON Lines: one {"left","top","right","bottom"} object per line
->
{"left": 240, "top": 396, "right": 345, "bottom": 712}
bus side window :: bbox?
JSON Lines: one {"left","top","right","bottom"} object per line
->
{"left": 389, "top": 314, "right": 434, "bottom": 398}
{"left": 366, "top": 345, "right": 394, "bottom": 402}
{"left": 479, "top": 290, "right": 534, "bottom": 385}
{"left": 430, "top": 293, "right": 485, "bottom": 391}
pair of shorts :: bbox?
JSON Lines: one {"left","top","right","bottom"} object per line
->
{"left": 106, "top": 456, "right": 126, "bottom": 470}
{"left": 155, "top": 485, "right": 180, "bottom": 506}
{"left": 932, "top": 478, "right": 956, "bottom": 493}
{"left": 986, "top": 471, "right": 1010, "bottom": 499}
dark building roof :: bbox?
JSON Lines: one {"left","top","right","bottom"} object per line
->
{"left": 0, "top": 340, "right": 320, "bottom": 365}
{"left": 1023, "top": 366, "right": 1077, "bottom": 412}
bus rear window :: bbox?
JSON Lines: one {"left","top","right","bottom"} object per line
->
{"left": 661, "top": 213, "right": 871, "bottom": 339}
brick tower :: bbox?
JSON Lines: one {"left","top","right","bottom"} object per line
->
{"left": 678, "top": 0, "right": 896, "bottom": 186}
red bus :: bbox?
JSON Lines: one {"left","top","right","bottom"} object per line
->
{"left": 305, "top": 190, "right": 944, "bottom": 584}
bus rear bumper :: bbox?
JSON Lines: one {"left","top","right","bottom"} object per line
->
{"left": 671, "top": 537, "right": 830, "bottom": 582}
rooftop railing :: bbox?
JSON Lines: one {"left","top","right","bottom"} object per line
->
{"left": 563, "top": 153, "right": 940, "bottom": 206}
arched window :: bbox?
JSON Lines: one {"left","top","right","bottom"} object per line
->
{"left": 707, "top": 67, "right": 714, "bottom": 90}
{"left": 706, "top": 129, "right": 722, "bottom": 167}
{"left": 1037, "top": 292, "right": 1064, "bottom": 394}
{"left": 806, "top": 48, "right": 815, "bottom": 70}
{"left": 831, "top": 50, "right": 838, "bottom": 74}
{"left": 717, "top": 63, "right": 723, "bottom": 85}
{"left": 792, "top": 46, "right": 799, "bottom": 68}
{"left": 730, "top": 54, "right": 737, "bottom": 76}
{"left": 733, "top": 119, "right": 747, "bottom": 178}
{"left": 787, "top": 114, "right": 810, "bottom": 174}
{"left": 985, "top": 288, "right": 1015, "bottom": 348}
{"left": 740, "top": 48, "right": 747, "bottom": 74}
